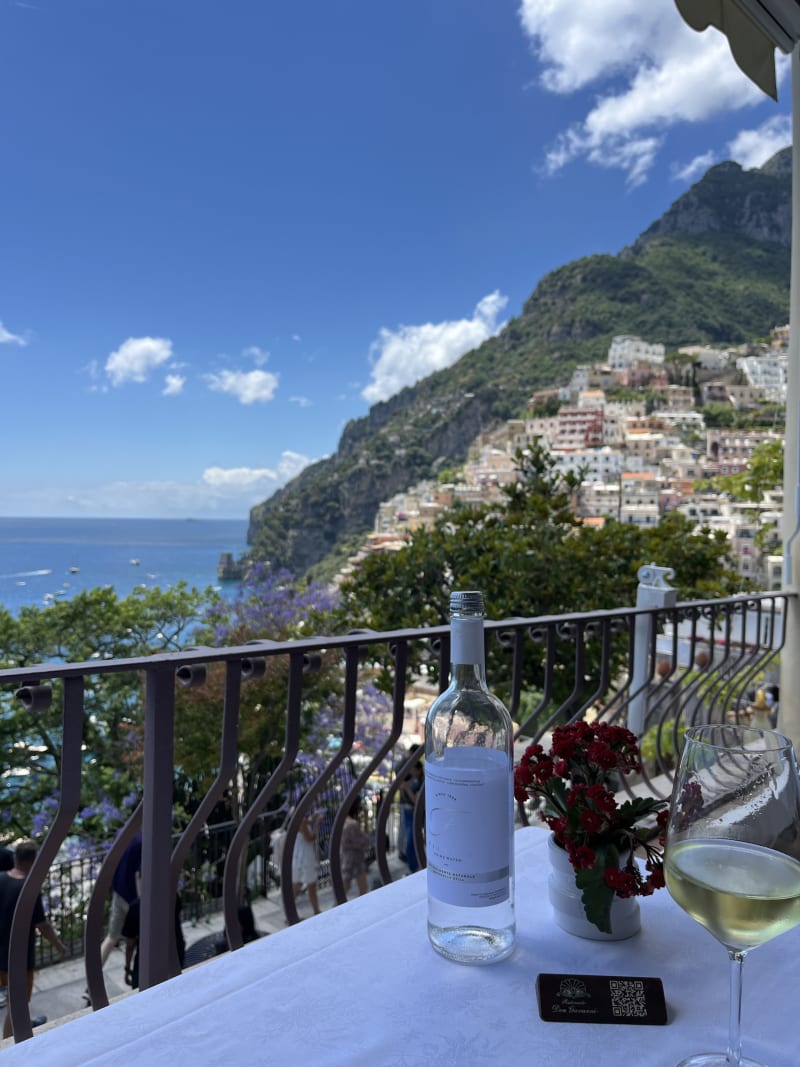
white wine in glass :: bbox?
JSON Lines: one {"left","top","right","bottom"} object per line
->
{"left": 665, "top": 725, "right": 800, "bottom": 1067}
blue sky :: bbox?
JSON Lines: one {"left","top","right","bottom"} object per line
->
{"left": 0, "top": 0, "right": 792, "bottom": 519}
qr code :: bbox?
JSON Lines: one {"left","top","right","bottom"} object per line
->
{"left": 609, "top": 979, "right": 647, "bottom": 1018}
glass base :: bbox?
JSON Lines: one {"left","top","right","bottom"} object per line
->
{"left": 677, "top": 1055, "right": 765, "bottom": 1067}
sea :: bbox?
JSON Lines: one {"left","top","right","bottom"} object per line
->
{"left": 0, "top": 516, "right": 250, "bottom": 616}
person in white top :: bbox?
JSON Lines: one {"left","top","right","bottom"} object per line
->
{"left": 292, "top": 810, "right": 323, "bottom": 916}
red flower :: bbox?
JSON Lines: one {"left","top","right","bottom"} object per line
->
{"left": 604, "top": 866, "right": 637, "bottom": 897}
{"left": 646, "top": 867, "right": 665, "bottom": 890}
{"left": 587, "top": 740, "right": 617, "bottom": 770}
{"left": 604, "top": 866, "right": 622, "bottom": 888}
{"left": 533, "top": 758, "right": 556, "bottom": 784}
{"left": 547, "top": 816, "right": 567, "bottom": 837}
{"left": 514, "top": 720, "right": 668, "bottom": 930}
{"left": 569, "top": 844, "right": 596, "bottom": 870}
{"left": 580, "top": 810, "right": 603, "bottom": 833}
{"left": 586, "top": 784, "right": 617, "bottom": 814}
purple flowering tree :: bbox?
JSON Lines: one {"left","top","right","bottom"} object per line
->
{"left": 177, "top": 566, "right": 395, "bottom": 823}
{"left": 176, "top": 566, "right": 345, "bottom": 820}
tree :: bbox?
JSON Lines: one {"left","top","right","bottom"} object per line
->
{"left": 712, "top": 438, "right": 784, "bottom": 503}
{"left": 177, "top": 564, "right": 394, "bottom": 822}
{"left": 337, "top": 444, "right": 740, "bottom": 709}
{"left": 699, "top": 437, "right": 784, "bottom": 568}
{"left": 0, "top": 584, "right": 208, "bottom": 845}
{"left": 701, "top": 403, "right": 736, "bottom": 428}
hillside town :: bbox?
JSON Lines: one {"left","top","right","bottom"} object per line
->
{"left": 347, "top": 330, "right": 789, "bottom": 591}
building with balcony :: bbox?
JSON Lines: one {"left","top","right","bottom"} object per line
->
{"left": 550, "top": 446, "right": 623, "bottom": 483}
{"left": 607, "top": 335, "right": 666, "bottom": 370}
{"left": 705, "top": 430, "right": 782, "bottom": 475}
{"left": 577, "top": 480, "right": 620, "bottom": 520}
{"left": 619, "top": 471, "right": 663, "bottom": 526}
{"left": 555, "top": 407, "right": 605, "bottom": 449}
{"left": 736, "top": 352, "right": 789, "bottom": 403}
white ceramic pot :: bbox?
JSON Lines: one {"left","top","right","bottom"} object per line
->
{"left": 547, "top": 833, "right": 641, "bottom": 941}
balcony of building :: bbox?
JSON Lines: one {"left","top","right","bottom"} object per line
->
{"left": 0, "top": 567, "right": 790, "bottom": 1046}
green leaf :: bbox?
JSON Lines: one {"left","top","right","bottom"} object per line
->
{"left": 575, "top": 842, "right": 619, "bottom": 935}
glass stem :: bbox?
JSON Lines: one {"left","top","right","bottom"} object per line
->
{"left": 726, "top": 949, "right": 746, "bottom": 1066}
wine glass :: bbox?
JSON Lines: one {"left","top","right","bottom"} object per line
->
{"left": 664, "top": 724, "right": 800, "bottom": 1067}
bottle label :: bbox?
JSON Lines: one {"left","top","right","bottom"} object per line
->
{"left": 425, "top": 746, "right": 512, "bottom": 908}
{"left": 451, "top": 617, "right": 485, "bottom": 668}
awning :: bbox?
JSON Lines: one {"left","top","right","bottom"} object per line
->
{"left": 674, "top": 0, "right": 800, "bottom": 98}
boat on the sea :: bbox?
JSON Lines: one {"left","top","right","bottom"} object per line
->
{"left": 69, "top": 565, "right": 79, "bottom": 574}
{"left": 130, "top": 558, "right": 141, "bottom": 566}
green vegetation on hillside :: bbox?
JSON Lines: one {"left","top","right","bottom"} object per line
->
{"left": 248, "top": 153, "right": 791, "bottom": 578}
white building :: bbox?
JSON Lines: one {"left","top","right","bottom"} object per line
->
{"left": 608, "top": 335, "right": 665, "bottom": 371}
{"left": 654, "top": 410, "right": 706, "bottom": 434}
{"left": 579, "top": 481, "right": 620, "bottom": 520}
{"left": 736, "top": 353, "right": 789, "bottom": 403}
{"left": 550, "top": 446, "right": 623, "bottom": 482}
{"left": 603, "top": 400, "right": 646, "bottom": 446}
{"left": 676, "top": 494, "right": 723, "bottom": 524}
{"left": 620, "top": 472, "right": 663, "bottom": 527}
{"left": 678, "top": 345, "right": 733, "bottom": 372}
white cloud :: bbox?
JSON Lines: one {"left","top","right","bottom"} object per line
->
{"left": 0, "top": 453, "right": 313, "bottom": 519}
{"left": 728, "top": 114, "right": 792, "bottom": 170}
{"left": 362, "top": 291, "right": 508, "bottom": 405}
{"left": 0, "top": 321, "right": 27, "bottom": 346}
{"left": 671, "top": 150, "right": 717, "bottom": 183}
{"left": 289, "top": 395, "right": 311, "bottom": 408}
{"left": 520, "top": 0, "right": 672, "bottom": 94}
{"left": 106, "top": 337, "right": 173, "bottom": 386}
{"left": 202, "top": 452, "right": 311, "bottom": 492}
{"left": 520, "top": 0, "right": 779, "bottom": 185}
{"left": 205, "top": 368, "right": 279, "bottom": 404}
{"left": 292, "top": 334, "right": 302, "bottom": 342}
{"left": 163, "top": 374, "right": 185, "bottom": 396}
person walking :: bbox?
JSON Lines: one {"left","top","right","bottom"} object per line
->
{"left": 0, "top": 841, "right": 66, "bottom": 1039}
{"left": 292, "top": 810, "right": 323, "bottom": 916}
{"left": 100, "top": 831, "right": 142, "bottom": 970}
{"left": 340, "top": 798, "right": 371, "bottom": 899}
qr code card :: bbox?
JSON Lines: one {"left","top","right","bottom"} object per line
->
{"left": 536, "top": 973, "right": 668, "bottom": 1025}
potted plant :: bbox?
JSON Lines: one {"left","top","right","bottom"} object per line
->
{"left": 514, "top": 720, "right": 668, "bottom": 937}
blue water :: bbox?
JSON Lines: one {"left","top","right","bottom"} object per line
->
{"left": 0, "top": 517, "right": 249, "bottom": 615}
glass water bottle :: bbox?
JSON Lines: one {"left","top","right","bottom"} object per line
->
{"left": 424, "top": 590, "right": 515, "bottom": 963}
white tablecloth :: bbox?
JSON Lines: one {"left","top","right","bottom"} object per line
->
{"left": 6, "top": 826, "right": 800, "bottom": 1066}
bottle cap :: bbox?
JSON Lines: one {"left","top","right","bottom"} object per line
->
{"left": 450, "top": 590, "right": 484, "bottom": 616}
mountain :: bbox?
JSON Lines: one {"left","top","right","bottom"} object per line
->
{"left": 247, "top": 150, "right": 792, "bottom": 578}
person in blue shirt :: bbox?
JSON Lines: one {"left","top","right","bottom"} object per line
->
{"left": 100, "top": 832, "right": 142, "bottom": 971}
{"left": 0, "top": 841, "right": 66, "bottom": 1038}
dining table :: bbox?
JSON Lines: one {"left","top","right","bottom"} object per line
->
{"left": 5, "top": 825, "right": 799, "bottom": 1066}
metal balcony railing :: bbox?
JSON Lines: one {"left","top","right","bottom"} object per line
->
{"left": 0, "top": 588, "right": 789, "bottom": 1042}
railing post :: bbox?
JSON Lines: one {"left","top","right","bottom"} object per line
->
{"left": 139, "top": 665, "right": 175, "bottom": 990}
{"left": 628, "top": 564, "right": 677, "bottom": 736}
